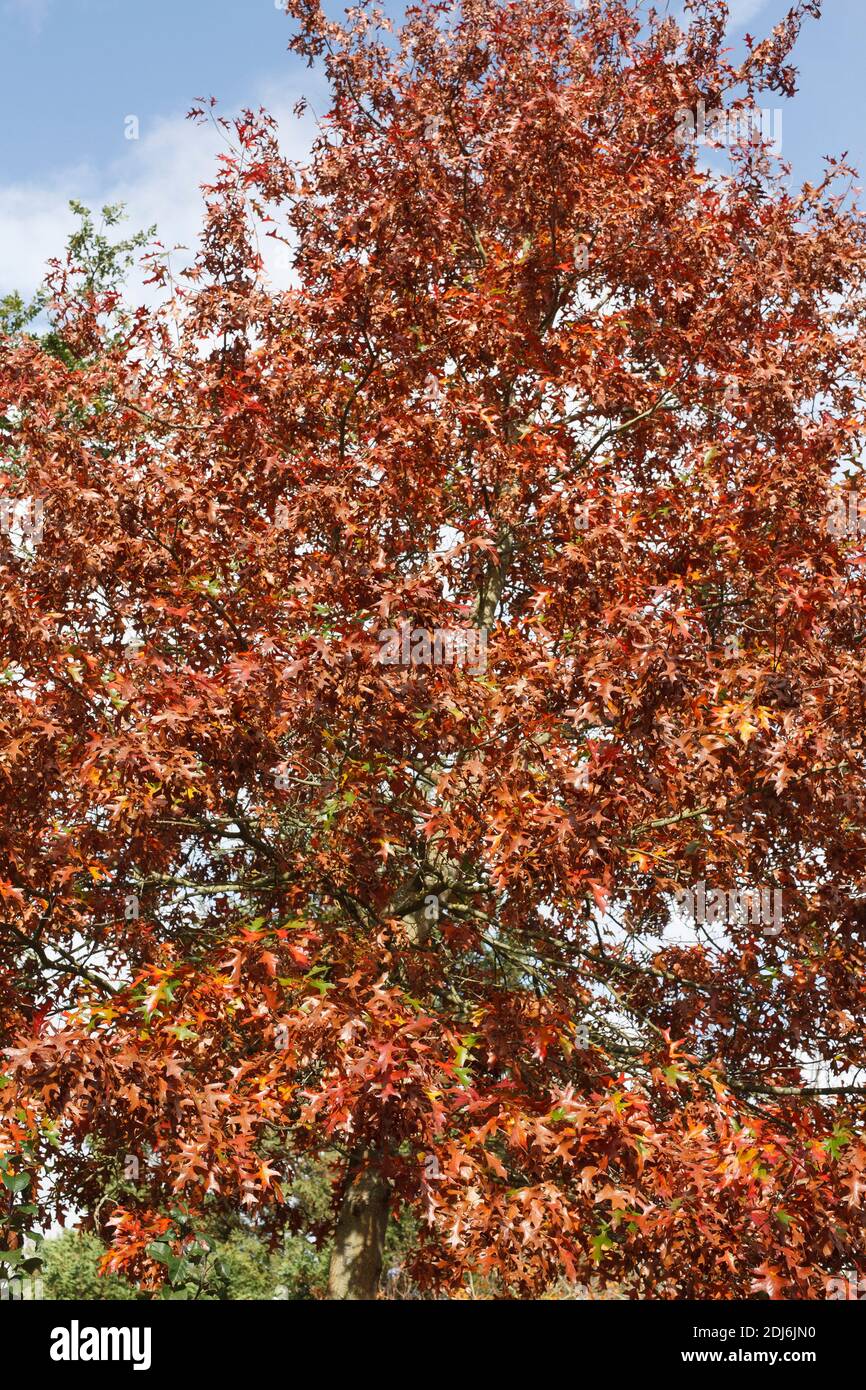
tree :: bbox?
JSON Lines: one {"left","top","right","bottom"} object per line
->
{"left": 2, "top": 0, "right": 866, "bottom": 1300}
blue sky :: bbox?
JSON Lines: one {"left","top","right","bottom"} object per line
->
{"left": 0, "top": 0, "right": 313, "bottom": 184}
{"left": 0, "top": 0, "right": 864, "bottom": 298}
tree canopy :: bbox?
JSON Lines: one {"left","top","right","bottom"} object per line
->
{"left": 2, "top": 0, "right": 866, "bottom": 1299}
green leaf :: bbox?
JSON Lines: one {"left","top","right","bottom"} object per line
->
{"left": 146, "top": 1240, "right": 173, "bottom": 1265}
{"left": 167, "top": 1023, "right": 199, "bottom": 1042}
{"left": 591, "top": 1226, "right": 615, "bottom": 1263}
{"left": 304, "top": 974, "right": 332, "bottom": 995}
{"left": 1, "top": 1171, "right": 30, "bottom": 1193}
{"left": 823, "top": 1128, "right": 852, "bottom": 1160}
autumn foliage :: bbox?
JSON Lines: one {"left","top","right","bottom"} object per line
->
{"left": 3, "top": 0, "right": 866, "bottom": 1299}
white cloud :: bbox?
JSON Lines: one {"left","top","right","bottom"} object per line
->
{"left": 670, "top": 0, "right": 769, "bottom": 35}
{"left": 4, "top": 0, "right": 52, "bottom": 33}
{"left": 0, "top": 87, "right": 313, "bottom": 308}
{"left": 725, "top": 0, "right": 770, "bottom": 29}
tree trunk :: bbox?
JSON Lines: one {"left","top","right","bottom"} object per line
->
{"left": 325, "top": 527, "right": 514, "bottom": 1300}
{"left": 327, "top": 1156, "right": 390, "bottom": 1299}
